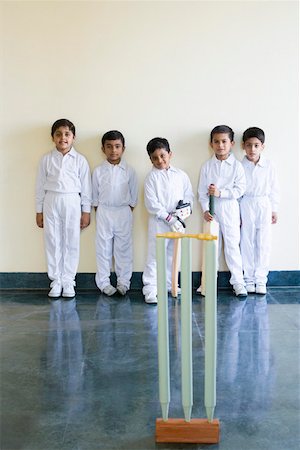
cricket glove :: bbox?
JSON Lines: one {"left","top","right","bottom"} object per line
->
{"left": 174, "top": 200, "right": 192, "bottom": 221}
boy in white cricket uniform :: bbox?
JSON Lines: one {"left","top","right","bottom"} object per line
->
{"left": 198, "top": 125, "right": 247, "bottom": 297}
{"left": 92, "top": 130, "right": 138, "bottom": 296}
{"left": 240, "top": 127, "right": 279, "bottom": 295}
{"left": 36, "top": 119, "right": 92, "bottom": 298}
{"left": 143, "top": 137, "right": 194, "bottom": 304}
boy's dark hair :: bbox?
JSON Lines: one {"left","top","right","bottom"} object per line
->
{"left": 146, "top": 137, "right": 171, "bottom": 156}
{"left": 210, "top": 125, "right": 234, "bottom": 142}
{"left": 242, "top": 127, "right": 265, "bottom": 144}
{"left": 102, "top": 130, "right": 125, "bottom": 147}
{"left": 51, "top": 119, "right": 76, "bottom": 137}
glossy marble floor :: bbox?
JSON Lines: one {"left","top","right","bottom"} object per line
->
{"left": 0, "top": 288, "right": 299, "bottom": 450}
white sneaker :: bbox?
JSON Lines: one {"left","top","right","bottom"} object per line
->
{"left": 246, "top": 283, "right": 256, "bottom": 293}
{"left": 117, "top": 284, "right": 128, "bottom": 296}
{"left": 103, "top": 285, "right": 117, "bottom": 296}
{"left": 62, "top": 282, "right": 75, "bottom": 298}
{"left": 145, "top": 293, "right": 157, "bottom": 304}
{"left": 196, "top": 285, "right": 204, "bottom": 295}
{"left": 256, "top": 283, "right": 267, "bottom": 295}
{"left": 48, "top": 282, "right": 62, "bottom": 298}
{"left": 233, "top": 284, "right": 248, "bottom": 297}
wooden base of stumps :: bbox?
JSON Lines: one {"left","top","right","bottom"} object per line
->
{"left": 155, "top": 418, "right": 220, "bottom": 443}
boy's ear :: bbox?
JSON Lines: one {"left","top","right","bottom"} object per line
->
{"left": 231, "top": 140, "right": 235, "bottom": 147}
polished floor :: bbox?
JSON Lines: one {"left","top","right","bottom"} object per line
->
{"left": 0, "top": 288, "right": 299, "bottom": 450}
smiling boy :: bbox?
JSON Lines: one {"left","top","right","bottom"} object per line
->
{"left": 35, "top": 119, "right": 92, "bottom": 298}
{"left": 92, "top": 130, "right": 138, "bottom": 296}
{"left": 142, "top": 137, "right": 193, "bottom": 304}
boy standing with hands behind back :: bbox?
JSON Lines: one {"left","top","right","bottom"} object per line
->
{"left": 92, "top": 130, "right": 138, "bottom": 296}
{"left": 198, "top": 125, "right": 247, "bottom": 297}
{"left": 240, "top": 127, "right": 279, "bottom": 295}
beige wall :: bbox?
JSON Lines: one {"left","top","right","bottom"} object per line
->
{"left": 1, "top": 0, "right": 299, "bottom": 273}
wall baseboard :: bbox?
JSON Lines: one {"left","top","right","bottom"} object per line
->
{"left": 0, "top": 271, "right": 299, "bottom": 290}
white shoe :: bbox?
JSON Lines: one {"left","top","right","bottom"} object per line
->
{"left": 233, "top": 284, "right": 248, "bottom": 297}
{"left": 145, "top": 293, "right": 157, "bottom": 304}
{"left": 256, "top": 283, "right": 267, "bottom": 295}
{"left": 48, "top": 282, "right": 62, "bottom": 298}
{"left": 117, "top": 284, "right": 128, "bottom": 296}
{"left": 103, "top": 285, "right": 117, "bottom": 296}
{"left": 62, "top": 282, "right": 75, "bottom": 298}
{"left": 196, "top": 285, "right": 204, "bottom": 295}
{"left": 246, "top": 283, "right": 256, "bottom": 293}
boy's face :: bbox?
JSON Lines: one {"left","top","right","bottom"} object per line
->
{"left": 150, "top": 147, "right": 172, "bottom": 170}
{"left": 210, "top": 133, "right": 234, "bottom": 160}
{"left": 102, "top": 139, "right": 124, "bottom": 165}
{"left": 52, "top": 126, "right": 75, "bottom": 154}
{"left": 243, "top": 137, "right": 264, "bottom": 163}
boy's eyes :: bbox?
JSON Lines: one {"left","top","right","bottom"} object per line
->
{"left": 106, "top": 144, "right": 122, "bottom": 150}
{"left": 152, "top": 155, "right": 166, "bottom": 161}
{"left": 54, "top": 132, "right": 71, "bottom": 137}
{"left": 246, "top": 144, "right": 260, "bottom": 148}
{"left": 213, "top": 140, "right": 229, "bottom": 144}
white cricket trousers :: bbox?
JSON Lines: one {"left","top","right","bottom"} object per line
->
{"left": 95, "top": 205, "right": 133, "bottom": 290}
{"left": 142, "top": 218, "right": 174, "bottom": 297}
{"left": 43, "top": 192, "right": 81, "bottom": 285}
{"left": 214, "top": 199, "right": 244, "bottom": 286}
{"left": 240, "top": 196, "right": 272, "bottom": 285}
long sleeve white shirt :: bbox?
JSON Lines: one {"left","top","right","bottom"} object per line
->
{"left": 198, "top": 153, "right": 246, "bottom": 212}
{"left": 35, "top": 147, "right": 92, "bottom": 213}
{"left": 92, "top": 159, "right": 138, "bottom": 208}
{"left": 241, "top": 155, "right": 280, "bottom": 211}
{"left": 144, "top": 165, "right": 194, "bottom": 220}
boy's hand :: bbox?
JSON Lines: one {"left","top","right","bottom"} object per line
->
{"left": 272, "top": 212, "right": 278, "bottom": 224}
{"left": 36, "top": 213, "right": 43, "bottom": 228}
{"left": 203, "top": 210, "right": 213, "bottom": 222}
{"left": 81, "top": 212, "right": 90, "bottom": 229}
{"left": 208, "top": 184, "right": 220, "bottom": 197}
{"left": 165, "top": 214, "right": 185, "bottom": 232}
{"left": 170, "top": 219, "right": 185, "bottom": 233}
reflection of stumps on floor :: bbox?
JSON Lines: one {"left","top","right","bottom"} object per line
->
{"left": 156, "top": 232, "right": 220, "bottom": 444}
